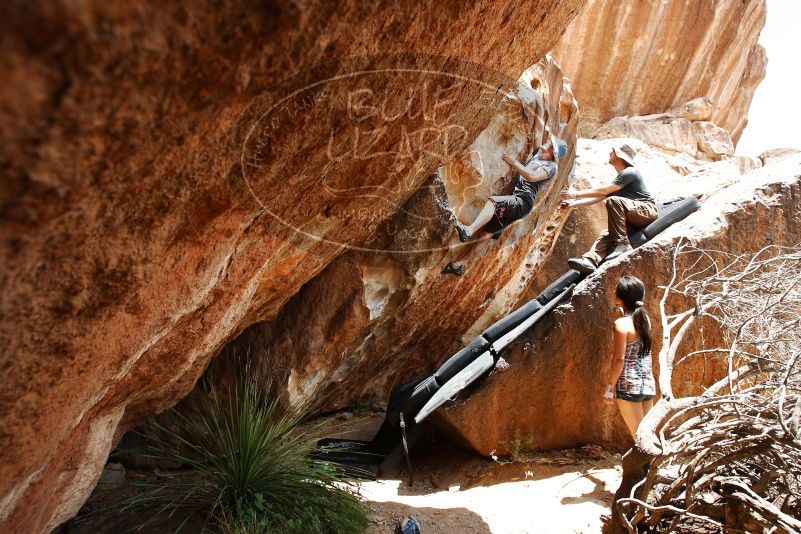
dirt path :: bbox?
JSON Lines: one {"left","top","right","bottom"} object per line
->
{"left": 361, "top": 444, "right": 622, "bottom": 533}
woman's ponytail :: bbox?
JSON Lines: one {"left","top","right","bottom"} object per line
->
{"left": 616, "top": 277, "right": 652, "bottom": 354}
{"left": 632, "top": 302, "right": 652, "bottom": 354}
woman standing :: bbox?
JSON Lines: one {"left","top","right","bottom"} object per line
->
{"left": 603, "top": 276, "right": 656, "bottom": 438}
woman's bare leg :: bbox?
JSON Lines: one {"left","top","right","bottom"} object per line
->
{"left": 616, "top": 399, "right": 644, "bottom": 438}
{"left": 641, "top": 398, "right": 654, "bottom": 416}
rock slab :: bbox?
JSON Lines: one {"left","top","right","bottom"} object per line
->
{"left": 551, "top": 0, "right": 767, "bottom": 142}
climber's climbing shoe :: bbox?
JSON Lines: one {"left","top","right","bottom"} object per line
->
{"left": 455, "top": 223, "right": 471, "bottom": 243}
{"left": 605, "top": 242, "right": 633, "bottom": 262}
{"left": 491, "top": 231, "right": 502, "bottom": 240}
{"left": 441, "top": 261, "right": 465, "bottom": 276}
{"left": 567, "top": 257, "right": 596, "bottom": 274}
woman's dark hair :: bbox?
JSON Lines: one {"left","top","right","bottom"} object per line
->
{"left": 616, "top": 276, "right": 652, "bottom": 353}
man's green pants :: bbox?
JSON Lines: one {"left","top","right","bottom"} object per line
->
{"left": 583, "top": 196, "right": 658, "bottom": 266}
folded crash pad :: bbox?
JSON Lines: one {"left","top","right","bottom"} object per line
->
{"left": 415, "top": 351, "right": 495, "bottom": 424}
{"left": 481, "top": 298, "right": 543, "bottom": 343}
{"left": 434, "top": 335, "right": 491, "bottom": 384}
{"left": 535, "top": 269, "right": 582, "bottom": 306}
{"left": 385, "top": 374, "right": 440, "bottom": 425}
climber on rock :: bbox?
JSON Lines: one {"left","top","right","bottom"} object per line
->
{"left": 559, "top": 143, "right": 657, "bottom": 274}
{"left": 453, "top": 136, "right": 568, "bottom": 243}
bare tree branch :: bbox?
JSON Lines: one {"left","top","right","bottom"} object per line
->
{"left": 611, "top": 243, "right": 801, "bottom": 532}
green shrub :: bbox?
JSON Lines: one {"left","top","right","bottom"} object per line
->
{"left": 118, "top": 374, "right": 368, "bottom": 533}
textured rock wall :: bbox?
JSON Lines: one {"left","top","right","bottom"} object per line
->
{"left": 550, "top": 0, "right": 767, "bottom": 142}
{"left": 437, "top": 153, "right": 801, "bottom": 455}
{"left": 221, "top": 57, "right": 578, "bottom": 412}
{"left": 0, "top": 2, "right": 584, "bottom": 531}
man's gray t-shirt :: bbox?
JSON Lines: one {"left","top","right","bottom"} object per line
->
{"left": 512, "top": 149, "right": 558, "bottom": 203}
{"left": 609, "top": 166, "right": 654, "bottom": 203}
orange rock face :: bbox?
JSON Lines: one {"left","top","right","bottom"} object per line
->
{"left": 0, "top": 2, "right": 584, "bottom": 531}
{"left": 550, "top": 0, "right": 767, "bottom": 143}
{"left": 436, "top": 154, "right": 801, "bottom": 455}
{"left": 221, "top": 56, "right": 578, "bottom": 413}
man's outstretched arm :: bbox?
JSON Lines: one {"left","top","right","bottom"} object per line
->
{"left": 559, "top": 196, "right": 605, "bottom": 210}
{"left": 561, "top": 183, "right": 621, "bottom": 199}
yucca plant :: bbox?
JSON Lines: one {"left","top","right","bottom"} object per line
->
{"left": 116, "top": 373, "right": 368, "bottom": 533}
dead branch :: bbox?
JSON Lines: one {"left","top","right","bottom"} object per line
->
{"left": 612, "top": 243, "right": 801, "bottom": 533}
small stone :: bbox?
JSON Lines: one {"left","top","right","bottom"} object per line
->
{"left": 671, "top": 97, "right": 715, "bottom": 122}
{"left": 494, "top": 357, "right": 510, "bottom": 371}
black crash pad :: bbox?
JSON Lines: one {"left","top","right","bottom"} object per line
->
{"left": 535, "top": 269, "right": 582, "bottom": 305}
{"left": 481, "top": 298, "right": 543, "bottom": 343}
{"left": 629, "top": 197, "right": 701, "bottom": 247}
{"left": 385, "top": 374, "right": 439, "bottom": 425}
{"left": 435, "top": 335, "right": 491, "bottom": 384}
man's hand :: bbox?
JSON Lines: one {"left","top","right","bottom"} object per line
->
{"left": 501, "top": 153, "right": 516, "bottom": 166}
{"left": 560, "top": 189, "right": 577, "bottom": 200}
{"left": 559, "top": 199, "right": 576, "bottom": 210}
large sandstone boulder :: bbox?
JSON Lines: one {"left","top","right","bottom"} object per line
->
{"left": 0, "top": 2, "right": 584, "bottom": 531}
{"left": 693, "top": 121, "right": 735, "bottom": 160}
{"left": 551, "top": 0, "right": 767, "bottom": 142}
{"left": 592, "top": 104, "right": 736, "bottom": 161}
{"left": 436, "top": 153, "right": 801, "bottom": 455}
{"left": 216, "top": 57, "right": 578, "bottom": 412}
{"left": 594, "top": 114, "right": 699, "bottom": 156}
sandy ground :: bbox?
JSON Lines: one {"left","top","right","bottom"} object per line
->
{"left": 361, "top": 443, "right": 622, "bottom": 534}
{"left": 306, "top": 409, "right": 624, "bottom": 533}
{"left": 62, "top": 411, "right": 623, "bottom": 533}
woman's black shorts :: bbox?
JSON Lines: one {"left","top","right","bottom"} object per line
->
{"left": 481, "top": 194, "right": 533, "bottom": 234}
{"left": 616, "top": 392, "right": 655, "bottom": 402}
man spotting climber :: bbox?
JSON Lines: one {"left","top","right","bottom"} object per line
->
{"left": 454, "top": 136, "right": 568, "bottom": 242}
{"left": 560, "top": 143, "right": 657, "bottom": 274}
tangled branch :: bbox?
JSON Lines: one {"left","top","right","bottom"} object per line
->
{"left": 614, "top": 242, "right": 801, "bottom": 533}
